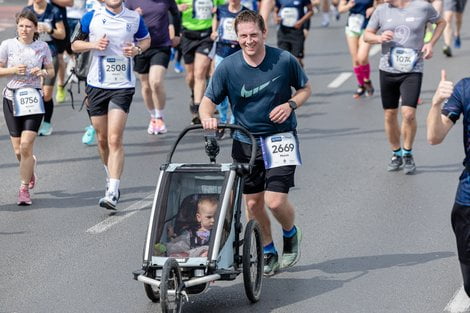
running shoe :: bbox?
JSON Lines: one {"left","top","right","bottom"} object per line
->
{"left": 147, "top": 118, "right": 157, "bottom": 135}
{"left": 17, "top": 186, "right": 32, "bottom": 206}
{"left": 403, "top": 154, "right": 416, "bottom": 175}
{"left": 28, "top": 155, "right": 37, "bottom": 190}
{"left": 321, "top": 20, "right": 330, "bottom": 27}
{"left": 99, "top": 190, "right": 120, "bottom": 210}
{"left": 154, "top": 117, "right": 167, "bottom": 134}
{"left": 353, "top": 85, "right": 365, "bottom": 99}
{"left": 174, "top": 61, "right": 185, "bottom": 73}
{"left": 454, "top": 36, "right": 461, "bottom": 49}
{"left": 264, "top": 252, "right": 280, "bottom": 276}
{"left": 363, "top": 80, "right": 374, "bottom": 97}
{"left": 387, "top": 155, "right": 403, "bottom": 172}
{"left": 443, "top": 45, "right": 453, "bottom": 57}
{"left": 82, "top": 125, "right": 96, "bottom": 145}
{"left": 281, "top": 226, "right": 302, "bottom": 268}
{"left": 424, "top": 30, "right": 433, "bottom": 43}
{"left": 38, "top": 122, "right": 53, "bottom": 136}
{"left": 55, "top": 86, "right": 66, "bottom": 103}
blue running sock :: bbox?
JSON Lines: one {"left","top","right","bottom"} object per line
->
{"left": 283, "top": 225, "right": 297, "bottom": 238}
{"left": 263, "top": 242, "right": 277, "bottom": 255}
{"left": 393, "top": 148, "right": 402, "bottom": 156}
{"left": 403, "top": 148, "right": 412, "bottom": 156}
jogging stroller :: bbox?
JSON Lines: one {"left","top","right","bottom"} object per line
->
{"left": 133, "top": 124, "right": 264, "bottom": 312}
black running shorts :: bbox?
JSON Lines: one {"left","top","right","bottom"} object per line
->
{"left": 85, "top": 86, "right": 135, "bottom": 116}
{"left": 3, "top": 97, "right": 43, "bottom": 137}
{"left": 232, "top": 139, "right": 296, "bottom": 194}
{"left": 379, "top": 70, "right": 423, "bottom": 109}
{"left": 277, "top": 26, "right": 305, "bottom": 59}
{"left": 181, "top": 28, "right": 213, "bottom": 64}
{"left": 452, "top": 202, "right": 470, "bottom": 263}
{"left": 134, "top": 46, "right": 171, "bottom": 73}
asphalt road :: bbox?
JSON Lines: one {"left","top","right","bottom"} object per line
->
{"left": 1, "top": 6, "right": 470, "bottom": 313}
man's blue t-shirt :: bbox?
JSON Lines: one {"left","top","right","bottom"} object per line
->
{"left": 205, "top": 45, "right": 309, "bottom": 142}
{"left": 442, "top": 78, "right": 470, "bottom": 205}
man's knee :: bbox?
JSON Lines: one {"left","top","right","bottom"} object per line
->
{"left": 265, "top": 194, "right": 287, "bottom": 212}
{"left": 402, "top": 109, "right": 416, "bottom": 123}
{"left": 384, "top": 110, "right": 398, "bottom": 123}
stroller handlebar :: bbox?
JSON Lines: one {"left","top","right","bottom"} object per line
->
{"left": 166, "top": 124, "right": 257, "bottom": 169}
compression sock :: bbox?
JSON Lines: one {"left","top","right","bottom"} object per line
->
{"left": 361, "top": 64, "right": 371, "bottom": 82}
{"left": 283, "top": 225, "right": 297, "bottom": 238}
{"left": 402, "top": 148, "right": 412, "bottom": 156}
{"left": 263, "top": 242, "right": 277, "bottom": 255}
{"left": 393, "top": 148, "right": 402, "bottom": 156}
{"left": 43, "top": 99, "right": 54, "bottom": 123}
{"left": 353, "top": 66, "right": 364, "bottom": 86}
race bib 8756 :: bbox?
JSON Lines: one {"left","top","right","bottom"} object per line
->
{"left": 260, "top": 132, "right": 302, "bottom": 169}
{"left": 13, "top": 88, "right": 44, "bottom": 117}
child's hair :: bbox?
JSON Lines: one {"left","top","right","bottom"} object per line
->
{"left": 234, "top": 10, "right": 266, "bottom": 34}
{"left": 197, "top": 196, "right": 218, "bottom": 212}
{"left": 16, "top": 9, "right": 39, "bottom": 41}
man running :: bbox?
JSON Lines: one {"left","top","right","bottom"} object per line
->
{"left": 125, "top": 0, "right": 181, "bottom": 135}
{"left": 71, "top": 0, "right": 150, "bottom": 210}
{"left": 427, "top": 70, "right": 470, "bottom": 297}
{"left": 364, "top": 0, "right": 445, "bottom": 174}
{"left": 200, "top": 10, "right": 311, "bottom": 276}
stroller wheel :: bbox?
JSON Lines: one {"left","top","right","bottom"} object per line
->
{"left": 242, "top": 219, "right": 263, "bottom": 303}
{"left": 144, "top": 269, "right": 160, "bottom": 303}
{"left": 160, "top": 258, "right": 184, "bottom": 313}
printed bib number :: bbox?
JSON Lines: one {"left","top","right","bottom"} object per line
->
{"left": 280, "top": 7, "right": 299, "bottom": 27}
{"left": 13, "top": 88, "right": 44, "bottom": 117}
{"left": 221, "top": 17, "right": 237, "bottom": 41}
{"left": 193, "top": 0, "right": 213, "bottom": 20}
{"left": 260, "top": 132, "right": 302, "bottom": 169}
{"left": 389, "top": 47, "right": 419, "bottom": 73}
{"left": 347, "top": 14, "right": 365, "bottom": 34}
{"left": 99, "top": 56, "right": 131, "bottom": 84}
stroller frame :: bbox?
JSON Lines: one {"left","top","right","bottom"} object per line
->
{"left": 133, "top": 124, "right": 264, "bottom": 312}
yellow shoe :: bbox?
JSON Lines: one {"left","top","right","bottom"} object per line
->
{"left": 55, "top": 86, "right": 66, "bottom": 103}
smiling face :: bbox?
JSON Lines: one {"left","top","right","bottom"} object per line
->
{"left": 236, "top": 21, "right": 267, "bottom": 58}
{"left": 17, "top": 17, "right": 37, "bottom": 43}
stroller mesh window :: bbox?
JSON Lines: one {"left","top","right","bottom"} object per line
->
{"left": 153, "top": 171, "right": 227, "bottom": 258}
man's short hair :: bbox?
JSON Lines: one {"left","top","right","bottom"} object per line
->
{"left": 234, "top": 10, "right": 266, "bottom": 34}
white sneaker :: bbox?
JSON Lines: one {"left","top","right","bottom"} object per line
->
{"left": 99, "top": 190, "right": 120, "bottom": 210}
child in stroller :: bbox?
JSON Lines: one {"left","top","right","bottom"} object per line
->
{"left": 164, "top": 196, "right": 218, "bottom": 258}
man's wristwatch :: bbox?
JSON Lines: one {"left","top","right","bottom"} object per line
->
{"left": 288, "top": 100, "right": 297, "bottom": 111}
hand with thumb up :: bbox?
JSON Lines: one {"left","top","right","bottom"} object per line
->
{"left": 432, "top": 69, "right": 454, "bottom": 107}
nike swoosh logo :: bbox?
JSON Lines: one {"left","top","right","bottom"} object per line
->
{"left": 240, "top": 75, "right": 282, "bottom": 98}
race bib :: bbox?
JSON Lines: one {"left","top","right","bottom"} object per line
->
{"left": 260, "top": 132, "right": 302, "bottom": 169}
{"left": 38, "top": 21, "right": 53, "bottom": 42}
{"left": 389, "top": 47, "right": 419, "bottom": 73}
{"left": 193, "top": 0, "right": 213, "bottom": 20}
{"left": 280, "top": 7, "right": 299, "bottom": 28}
{"left": 347, "top": 13, "right": 365, "bottom": 34}
{"left": 99, "top": 56, "right": 131, "bottom": 84}
{"left": 13, "top": 88, "right": 44, "bottom": 117}
{"left": 221, "top": 17, "right": 237, "bottom": 41}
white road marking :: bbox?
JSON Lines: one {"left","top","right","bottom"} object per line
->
{"left": 444, "top": 286, "right": 470, "bottom": 313}
{"left": 86, "top": 194, "right": 154, "bottom": 234}
{"left": 369, "top": 44, "right": 381, "bottom": 56}
{"left": 328, "top": 72, "right": 352, "bottom": 88}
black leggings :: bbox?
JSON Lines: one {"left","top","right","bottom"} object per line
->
{"left": 3, "top": 97, "right": 43, "bottom": 137}
{"left": 451, "top": 202, "right": 470, "bottom": 296}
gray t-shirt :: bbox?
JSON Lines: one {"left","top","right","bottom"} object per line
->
{"left": 367, "top": 1, "right": 440, "bottom": 73}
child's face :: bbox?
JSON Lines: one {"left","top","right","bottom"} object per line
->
{"left": 196, "top": 201, "right": 217, "bottom": 230}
